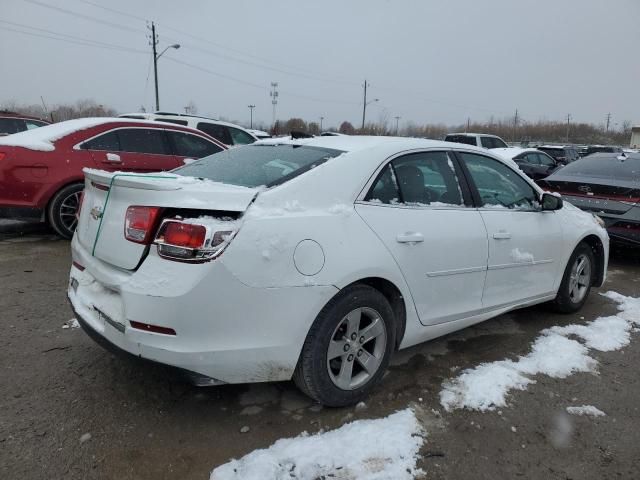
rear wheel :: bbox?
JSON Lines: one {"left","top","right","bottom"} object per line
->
{"left": 294, "top": 285, "right": 396, "bottom": 407}
{"left": 551, "top": 242, "right": 595, "bottom": 313}
{"left": 47, "top": 183, "right": 83, "bottom": 239}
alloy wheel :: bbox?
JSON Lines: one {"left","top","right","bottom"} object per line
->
{"left": 326, "top": 307, "right": 387, "bottom": 390}
{"left": 59, "top": 190, "right": 81, "bottom": 233}
{"left": 568, "top": 253, "right": 591, "bottom": 303}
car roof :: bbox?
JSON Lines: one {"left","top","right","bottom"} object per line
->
{"left": 0, "top": 110, "right": 51, "bottom": 123}
{"left": 492, "top": 147, "right": 540, "bottom": 159}
{"left": 446, "top": 132, "right": 501, "bottom": 138}
{"left": 537, "top": 145, "right": 572, "bottom": 149}
{"left": 0, "top": 117, "right": 221, "bottom": 152}
{"left": 119, "top": 112, "right": 256, "bottom": 132}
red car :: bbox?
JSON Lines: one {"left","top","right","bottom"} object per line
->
{"left": 0, "top": 118, "right": 227, "bottom": 238}
{"left": 0, "top": 111, "right": 51, "bottom": 135}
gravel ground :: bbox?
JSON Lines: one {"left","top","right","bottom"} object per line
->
{"left": 1, "top": 222, "right": 639, "bottom": 479}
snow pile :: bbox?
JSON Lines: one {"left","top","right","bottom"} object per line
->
{"left": 210, "top": 409, "right": 425, "bottom": 480}
{"left": 440, "top": 291, "right": 639, "bottom": 412}
{"left": 62, "top": 318, "right": 80, "bottom": 329}
{"left": 566, "top": 405, "right": 606, "bottom": 417}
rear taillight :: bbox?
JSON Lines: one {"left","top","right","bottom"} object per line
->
{"left": 0, "top": 152, "right": 6, "bottom": 161}
{"left": 76, "top": 191, "right": 85, "bottom": 219}
{"left": 124, "top": 206, "right": 162, "bottom": 244}
{"left": 154, "top": 219, "right": 236, "bottom": 262}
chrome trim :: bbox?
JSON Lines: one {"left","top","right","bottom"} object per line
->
{"left": 426, "top": 265, "right": 487, "bottom": 277}
{"left": 488, "top": 259, "right": 554, "bottom": 270}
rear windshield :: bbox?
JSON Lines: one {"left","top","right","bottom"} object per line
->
{"left": 444, "top": 135, "right": 477, "bottom": 146}
{"left": 173, "top": 144, "right": 344, "bottom": 187}
{"left": 557, "top": 155, "right": 640, "bottom": 181}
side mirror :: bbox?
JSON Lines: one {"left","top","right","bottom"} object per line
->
{"left": 541, "top": 192, "right": 563, "bottom": 211}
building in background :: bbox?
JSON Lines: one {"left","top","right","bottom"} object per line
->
{"left": 631, "top": 126, "right": 640, "bottom": 148}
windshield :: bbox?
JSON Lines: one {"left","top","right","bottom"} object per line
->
{"left": 173, "top": 144, "right": 344, "bottom": 187}
{"left": 556, "top": 155, "right": 640, "bottom": 181}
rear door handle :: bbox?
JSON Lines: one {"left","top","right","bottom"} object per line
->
{"left": 493, "top": 231, "right": 512, "bottom": 240}
{"left": 106, "top": 153, "right": 121, "bottom": 162}
{"left": 396, "top": 232, "right": 424, "bottom": 243}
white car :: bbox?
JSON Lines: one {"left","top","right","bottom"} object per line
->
{"left": 118, "top": 112, "right": 258, "bottom": 147}
{"left": 68, "top": 136, "right": 609, "bottom": 406}
{"left": 444, "top": 132, "right": 509, "bottom": 149}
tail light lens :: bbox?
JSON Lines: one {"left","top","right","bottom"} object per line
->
{"left": 76, "top": 190, "right": 85, "bottom": 219}
{"left": 124, "top": 206, "right": 161, "bottom": 244}
{"left": 154, "top": 219, "right": 236, "bottom": 262}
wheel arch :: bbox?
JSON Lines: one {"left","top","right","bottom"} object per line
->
{"left": 44, "top": 178, "right": 85, "bottom": 215}
{"left": 341, "top": 277, "right": 407, "bottom": 350}
{"left": 579, "top": 234, "right": 606, "bottom": 287}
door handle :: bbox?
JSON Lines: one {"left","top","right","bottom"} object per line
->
{"left": 396, "top": 232, "right": 424, "bottom": 243}
{"left": 105, "top": 153, "right": 121, "bottom": 162}
{"left": 493, "top": 231, "right": 512, "bottom": 240}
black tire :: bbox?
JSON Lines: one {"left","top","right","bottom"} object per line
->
{"left": 551, "top": 242, "right": 595, "bottom": 313}
{"left": 293, "top": 284, "right": 396, "bottom": 407}
{"left": 47, "top": 183, "right": 84, "bottom": 239}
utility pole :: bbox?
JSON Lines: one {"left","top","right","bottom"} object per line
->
{"left": 151, "top": 22, "right": 159, "bottom": 111}
{"left": 270, "top": 82, "right": 279, "bottom": 130}
{"left": 362, "top": 80, "right": 369, "bottom": 130}
{"left": 320, "top": 116, "right": 324, "bottom": 131}
{"left": 466, "top": 117, "right": 470, "bottom": 133}
{"left": 394, "top": 116, "right": 401, "bottom": 135}
{"left": 248, "top": 105, "right": 255, "bottom": 128}
{"left": 513, "top": 109, "right": 519, "bottom": 142}
{"left": 566, "top": 113, "right": 571, "bottom": 143}
{"left": 605, "top": 112, "right": 611, "bottom": 132}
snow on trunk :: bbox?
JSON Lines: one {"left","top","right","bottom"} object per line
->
{"left": 440, "top": 291, "right": 639, "bottom": 412}
{"left": 210, "top": 408, "right": 425, "bottom": 480}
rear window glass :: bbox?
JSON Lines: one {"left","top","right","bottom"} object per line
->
{"left": 558, "top": 155, "right": 640, "bottom": 181}
{"left": 444, "top": 135, "right": 477, "bottom": 146}
{"left": 173, "top": 144, "right": 344, "bottom": 188}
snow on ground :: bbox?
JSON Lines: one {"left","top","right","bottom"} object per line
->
{"left": 210, "top": 408, "right": 425, "bottom": 480}
{"left": 62, "top": 318, "right": 79, "bottom": 329}
{"left": 566, "top": 405, "right": 606, "bottom": 417}
{"left": 440, "top": 291, "right": 639, "bottom": 412}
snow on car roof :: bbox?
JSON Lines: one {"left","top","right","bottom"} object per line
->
{"left": 255, "top": 135, "right": 455, "bottom": 153}
{"left": 0, "top": 117, "right": 176, "bottom": 151}
{"left": 492, "top": 147, "right": 538, "bottom": 159}
{"left": 447, "top": 132, "right": 502, "bottom": 137}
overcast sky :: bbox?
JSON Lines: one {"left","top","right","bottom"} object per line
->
{"left": 1, "top": 0, "right": 639, "bottom": 129}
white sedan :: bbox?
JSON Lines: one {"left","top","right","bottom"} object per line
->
{"left": 68, "top": 136, "right": 609, "bottom": 407}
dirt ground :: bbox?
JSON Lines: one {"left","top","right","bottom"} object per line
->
{"left": 1, "top": 221, "right": 639, "bottom": 479}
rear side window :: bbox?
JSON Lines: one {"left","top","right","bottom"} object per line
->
{"left": 25, "top": 120, "right": 47, "bottom": 129}
{"left": 166, "top": 131, "right": 223, "bottom": 158}
{"left": 156, "top": 118, "right": 189, "bottom": 126}
{"left": 481, "top": 137, "right": 508, "bottom": 149}
{"left": 0, "top": 118, "right": 24, "bottom": 134}
{"left": 197, "top": 122, "right": 231, "bottom": 145}
{"left": 174, "top": 144, "right": 343, "bottom": 187}
{"left": 460, "top": 152, "right": 538, "bottom": 210}
{"left": 82, "top": 130, "right": 120, "bottom": 151}
{"left": 228, "top": 127, "right": 255, "bottom": 145}
{"left": 117, "top": 128, "right": 169, "bottom": 155}
{"left": 444, "top": 134, "right": 477, "bottom": 147}
{"left": 365, "top": 151, "right": 464, "bottom": 206}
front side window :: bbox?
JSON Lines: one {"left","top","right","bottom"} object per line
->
{"left": 460, "top": 153, "right": 539, "bottom": 210}
{"left": 537, "top": 152, "right": 556, "bottom": 166}
{"left": 81, "top": 130, "right": 120, "bottom": 151}
{"left": 481, "top": 137, "right": 508, "bottom": 149}
{"left": 173, "top": 144, "right": 343, "bottom": 188}
{"left": 117, "top": 128, "right": 169, "bottom": 155}
{"left": 166, "top": 131, "right": 223, "bottom": 158}
{"left": 228, "top": 127, "right": 256, "bottom": 145}
{"left": 365, "top": 151, "right": 464, "bottom": 206}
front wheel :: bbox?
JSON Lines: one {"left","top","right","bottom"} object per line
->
{"left": 47, "top": 183, "right": 83, "bottom": 239}
{"left": 293, "top": 285, "right": 396, "bottom": 407}
{"left": 551, "top": 242, "right": 595, "bottom": 313}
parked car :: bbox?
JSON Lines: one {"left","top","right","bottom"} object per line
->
{"left": 444, "top": 133, "right": 508, "bottom": 149}
{"left": 493, "top": 147, "right": 560, "bottom": 182}
{"left": 0, "top": 118, "right": 226, "bottom": 238}
{"left": 542, "top": 152, "right": 640, "bottom": 246}
{"left": 68, "top": 136, "right": 608, "bottom": 407}
{"left": 119, "top": 112, "right": 258, "bottom": 147}
{"left": 0, "top": 111, "right": 50, "bottom": 136}
{"left": 247, "top": 129, "right": 271, "bottom": 139}
{"left": 581, "top": 145, "right": 623, "bottom": 157}
{"left": 536, "top": 145, "right": 580, "bottom": 164}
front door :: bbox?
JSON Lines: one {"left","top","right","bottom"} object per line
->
{"left": 355, "top": 150, "right": 488, "bottom": 326}
{"left": 456, "top": 151, "right": 563, "bottom": 308}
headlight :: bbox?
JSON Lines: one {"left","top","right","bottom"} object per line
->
{"left": 592, "top": 214, "right": 606, "bottom": 228}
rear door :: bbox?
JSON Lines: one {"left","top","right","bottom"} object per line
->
{"left": 356, "top": 150, "right": 488, "bottom": 326}
{"left": 84, "top": 128, "right": 179, "bottom": 172}
{"left": 457, "top": 151, "right": 563, "bottom": 308}
{"left": 165, "top": 130, "right": 224, "bottom": 165}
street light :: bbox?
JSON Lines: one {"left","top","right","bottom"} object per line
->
{"left": 152, "top": 25, "right": 180, "bottom": 111}
{"left": 320, "top": 116, "right": 324, "bottom": 131}
{"left": 394, "top": 116, "right": 401, "bottom": 135}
